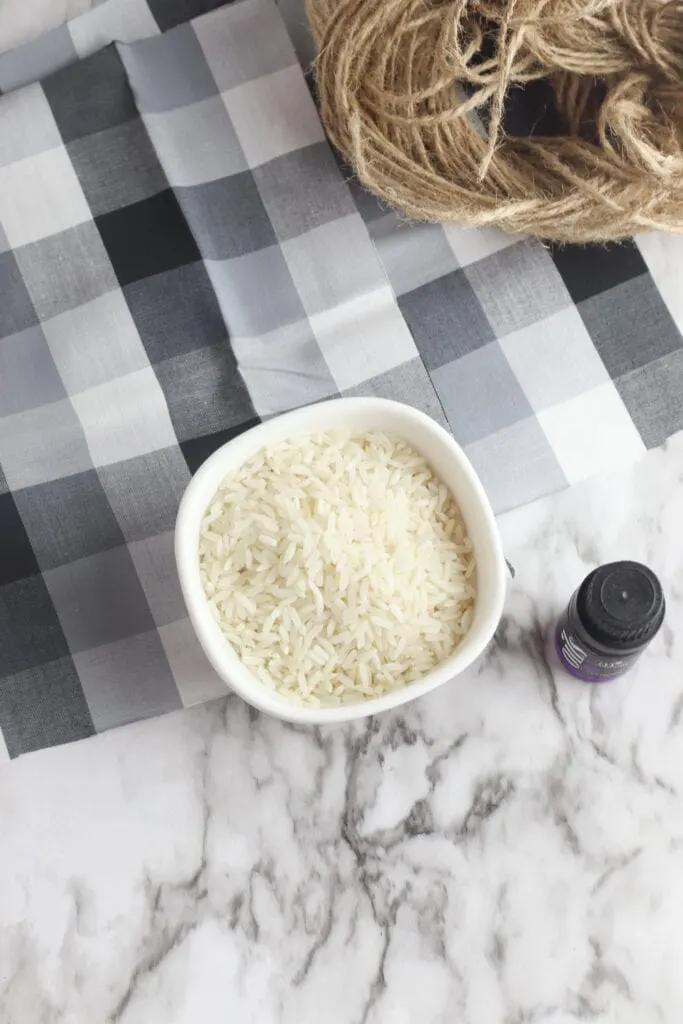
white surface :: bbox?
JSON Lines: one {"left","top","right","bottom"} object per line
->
{"left": 2, "top": 432, "right": 683, "bottom": 1023}
{"left": 176, "top": 398, "right": 506, "bottom": 723}
{"left": 223, "top": 65, "right": 325, "bottom": 167}
{"left": 0, "top": 0, "right": 101, "bottom": 52}
{"left": 0, "top": 148, "right": 91, "bottom": 248}
{"left": 308, "top": 287, "right": 419, "bottom": 390}
{"left": 538, "top": 382, "right": 646, "bottom": 484}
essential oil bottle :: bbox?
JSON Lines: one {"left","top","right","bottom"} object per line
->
{"left": 555, "top": 561, "right": 665, "bottom": 682}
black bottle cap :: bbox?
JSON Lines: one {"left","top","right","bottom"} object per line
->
{"left": 576, "top": 561, "right": 665, "bottom": 652}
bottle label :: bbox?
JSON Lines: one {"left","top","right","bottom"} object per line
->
{"left": 554, "top": 611, "right": 640, "bottom": 682}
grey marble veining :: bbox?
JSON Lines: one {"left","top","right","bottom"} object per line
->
{"left": 1, "top": 435, "right": 683, "bottom": 1024}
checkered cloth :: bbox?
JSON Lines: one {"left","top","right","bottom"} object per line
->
{"left": 1, "top": 0, "right": 682, "bottom": 758}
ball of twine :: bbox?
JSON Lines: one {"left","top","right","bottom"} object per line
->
{"left": 305, "top": 0, "right": 683, "bottom": 242}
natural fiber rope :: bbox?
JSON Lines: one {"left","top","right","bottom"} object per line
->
{"left": 305, "top": 0, "right": 683, "bottom": 242}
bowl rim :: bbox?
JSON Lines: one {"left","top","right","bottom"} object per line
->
{"left": 175, "top": 397, "right": 506, "bottom": 723}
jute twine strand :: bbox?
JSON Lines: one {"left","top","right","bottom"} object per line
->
{"left": 305, "top": 0, "right": 683, "bottom": 242}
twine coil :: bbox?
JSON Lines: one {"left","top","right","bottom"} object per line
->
{"left": 306, "top": 0, "right": 683, "bottom": 242}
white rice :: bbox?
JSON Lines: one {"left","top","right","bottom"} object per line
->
{"left": 198, "top": 431, "right": 476, "bottom": 706}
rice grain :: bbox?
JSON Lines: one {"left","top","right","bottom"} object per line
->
{"left": 198, "top": 431, "right": 476, "bottom": 706}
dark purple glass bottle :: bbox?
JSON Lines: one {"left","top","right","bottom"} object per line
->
{"left": 555, "top": 561, "right": 665, "bottom": 682}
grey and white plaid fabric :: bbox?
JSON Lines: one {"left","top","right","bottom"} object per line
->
{"left": 1, "top": 0, "right": 682, "bottom": 758}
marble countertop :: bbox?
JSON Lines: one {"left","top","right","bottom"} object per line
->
{"left": 1, "top": 435, "right": 683, "bottom": 1024}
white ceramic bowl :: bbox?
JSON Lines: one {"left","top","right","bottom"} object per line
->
{"left": 175, "top": 398, "right": 506, "bottom": 723}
